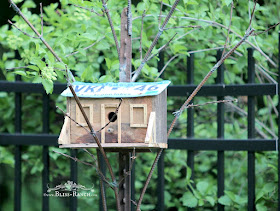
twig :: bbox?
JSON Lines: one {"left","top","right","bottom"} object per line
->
{"left": 40, "top": 3, "right": 43, "bottom": 37}
{"left": 97, "top": 98, "right": 123, "bottom": 132}
{"left": 136, "top": 149, "right": 163, "bottom": 211}
{"left": 227, "top": 101, "right": 277, "bottom": 139}
{"left": 167, "top": 28, "right": 254, "bottom": 137}
{"left": 187, "top": 45, "right": 233, "bottom": 54}
{"left": 101, "top": 0, "right": 120, "bottom": 60}
{"left": 147, "top": 33, "right": 177, "bottom": 62}
{"left": 173, "top": 28, "right": 200, "bottom": 42}
{"left": 53, "top": 150, "right": 95, "bottom": 167}
{"left": 6, "top": 66, "right": 29, "bottom": 70}
{"left": 164, "top": 25, "right": 201, "bottom": 30}
{"left": 181, "top": 16, "right": 277, "bottom": 67}
{"left": 139, "top": 10, "right": 146, "bottom": 60}
{"left": 248, "top": 0, "right": 257, "bottom": 31}
{"left": 222, "top": 1, "right": 234, "bottom": 57}
{"left": 83, "top": 149, "right": 113, "bottom": 189}
{"left": 96, "top": 150, "right": 108, "bottom": 211}
{"left": 154, "top": 54, "right": 179, "bottom": 81}
{"left": 158, "top": 1, "right": 163, "bottom": 28}
{"left": 252, "top": 22, "right": 280, "bottom": 36}
{"left": 65, "top": 36, "right": 105, "bottom": 57}
{"left": 172, "top": 99, "right": 238, "bottom": 116}
{"left": 72, "top": 4, "right": 103, "bottom": 17}
{"left": 8, "top": 20, "right": 39, "bottom": 39}
{"left": 56, "top": 106, "right": 90, "bottom": 133}
{"left": 132, "top": 0, "right": 182, "bottom": 82}
{"left": 154, "top": 45, "right": 233, "bottom": 80}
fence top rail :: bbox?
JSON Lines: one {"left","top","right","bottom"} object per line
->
{"left": 0, "top": 81, "right": 277, "bottom": 96}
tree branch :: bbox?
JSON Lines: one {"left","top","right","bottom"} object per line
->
{"left": 65, "top": 36, "right": 105, "bottom": 57}
{"left": 222, "top": 1, "right": 234, "bottom": 57}
{"left": 139, "top": 10, "right": 146, "bottom": 60}
{"left": 72, "top": 4, "right": 103, "bottom": 17}
{"left": 131, "top": 0, "right": 182, "bottom": 82}
{"left": 147, "top": 33, "right": 177, "bottom": 62}
{"left": 101, "top": 0, "right": 120, "bottom": 60}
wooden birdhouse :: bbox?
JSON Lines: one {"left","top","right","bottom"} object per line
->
{"left": 58, "top": 80, "right": 170, "bottom": 149}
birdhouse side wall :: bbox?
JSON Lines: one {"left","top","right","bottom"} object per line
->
{"left": 152, "top": 89, "right": 167, "bottom": 144}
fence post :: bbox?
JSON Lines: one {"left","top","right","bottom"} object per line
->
{"left": 14, "top": 75, "right": 22, "bottom": 211}
{"left": 247, "top": 48, "right": 256, "bottom": 211}
{"left": 70, "top": 149, "right": 78, "bottom": 211}
{"left": 42, "top": 94, "right": 50, "bottom": 211}
{"left": 187, "top": 53, "right": 195, "bottom": 211}
{"left": 216, "top": 50, "right": 225, "bottom": 211}
{"left": 277, "top": 31, "right": 280, "bottom": 211}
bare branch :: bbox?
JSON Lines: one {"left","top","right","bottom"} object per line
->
{"left": 188, "top": 45, "right": 233, "bottom": 54}
{"left": 227, "top": 101, "right": 277, "bottom": 139}
{"left": 222, "top": 1, "right": 234, "bottom": 57}
{"left": 53, "top": 150, "right": 95, "bottom": 167}
{"left": 101, "top": 0, "right": 120, "bottom": 60}
{"left": 72, "top": 4, "right": 103, "bottom": 17}
{"left": 139, "top": 10, "right": 146, "bottom": 60}
{"left": 147, "top": 33, "right": 177, "bottom": 62}
{"left": 96, "top": 150, "right": 108, "bottom": 211}
{"left": 56, "top": 106, "right": 90, "bottom": 133}
{"left": 153, "top": 44, "right": 233, "bottom": 80}
{"left": 65, "top": 36, "right": 106, "bottom": 57}
{"left": 164, "top": 25, "right": 201, "bottom": 30}
{"left": 136, "top": 149, "right": 163, "bottom": 210}
{"left": 6, "top": 65, "right": 29, "bottom": 70}
{"left": 178, "top": 18, "right": 277, "bottom": 67}
{"left": 167, "top": 28, "right": 254, "bottom": 137}
{"left": 132, "top": 0, "right": 181, "bottom": 82}
{"left": 248, "top": 0, "right": 257, "bottom": 31}
{"left": 40, "top": 3, "right": 43, "bottom": 37}
{"left": 252, "top": 22, "right": 280, "bottom": 36}
{"left": 154, "top": 54, "right": 179, "bottom": 81}
{"left": 158, "top": 1, "right": 163, "bottom": 28}
{"left": 8, "top": 20, "right": 39, "bottom": 39}
{"left": 172, "top": 99, "right": 238, "bottom": 116}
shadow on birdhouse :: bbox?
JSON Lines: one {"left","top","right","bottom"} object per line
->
{"left": 58, "top": 80, "right": 170, "bottom": 149}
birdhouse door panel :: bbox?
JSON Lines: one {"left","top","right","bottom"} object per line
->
{"left": 101, "top": 104, "right": 121, "bottom": 143}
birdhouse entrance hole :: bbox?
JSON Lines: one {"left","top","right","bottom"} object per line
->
{"left": 108, "top": 112, "right": 117, "bottom": 122}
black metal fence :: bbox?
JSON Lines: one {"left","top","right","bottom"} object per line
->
{"left": 0, "top": 34, "right": 279, "bottom": 211}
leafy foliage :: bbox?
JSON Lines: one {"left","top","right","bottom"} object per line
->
{"left": 0, "top": 0, "right": 279, "bottom": 210}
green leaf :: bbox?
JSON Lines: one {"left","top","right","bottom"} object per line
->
{"left": 105, "top": 57, "right": 112, "bottom": 70}
{"left": 42, "top": 79, "right": 53, "bottom": 94}
{"left": 186, "top": 166, "right": 192, "bottom": 184}
{"left": 224, "top": 0, "right": 233, "bottom": 6}
{"left": 197, "top": 181, "right": 208, "bottom": 195}
{"left": 32, "top": 76, "right": 42, "bottom": 83}
{"left": 218, "top": 195, "right": 232, "bottom": 206}
{"left": 205, "top": 196, "right": 215, "bottom": 206}
{"left": 27, "top": 65, "right": 39, "bottom": 71}
{"left": 81, "top": 66, "right": 93, "bottom": 81}
{"left": 14, "top": 70, "right": 27, "bottom": 76}
{"left": 54, "top": 62, "right": 66, "bottom": 70}
{"left": 181, "top": 192, "right": 198, "bottom": 208}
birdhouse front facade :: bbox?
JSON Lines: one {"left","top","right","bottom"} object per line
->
{"left": 58, "top": 81, "right": 170, "bottom": 149}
